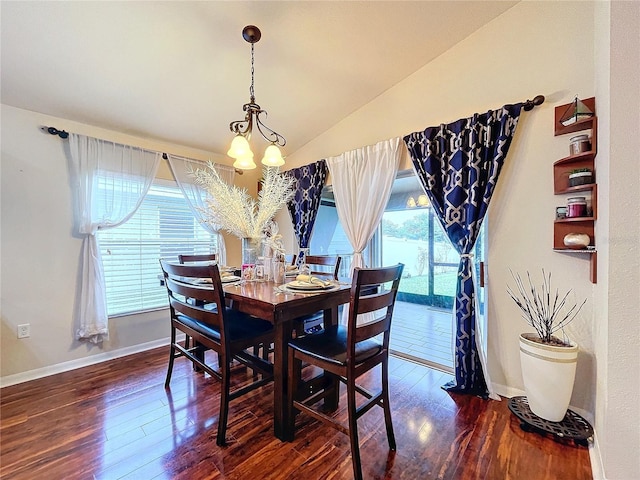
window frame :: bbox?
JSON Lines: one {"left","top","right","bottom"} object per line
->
{"left": 97, "top": 177, "right": 216, "bottom": 317}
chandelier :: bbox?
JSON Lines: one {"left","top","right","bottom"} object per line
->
{"left": 227, "top": 25, "right": 286, "bottom": 170}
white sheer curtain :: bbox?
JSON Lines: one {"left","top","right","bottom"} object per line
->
{"left": 69, "top": 134, "right": 161, "bottom": 343}
{"left": 326, "top": 138, "right": 402, "bottom": 323}
{"left": 166, "top": 155, "right": 235, "bottom": 265}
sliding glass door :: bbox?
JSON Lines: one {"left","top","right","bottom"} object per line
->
{"left": 375, "top": 174, "right": 455, "bottom": 369}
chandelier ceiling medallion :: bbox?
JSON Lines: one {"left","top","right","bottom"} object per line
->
{"left": 227, "top": 25, "right": 286, "bottom": 170}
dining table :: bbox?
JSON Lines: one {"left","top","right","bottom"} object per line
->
{"left": 222, "top": 277, "right": 351, "bottom": 441}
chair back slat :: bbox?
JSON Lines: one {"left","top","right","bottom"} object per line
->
{"left": 169, "top": 296, "right": 221, "bottom": 326}
{"left": 305, "top": 255, "right": 342, "bottom": 280}
{"left": 356, "top": 290, "right": 395, "bottom": 314}
{"left": 164, "top": 276, "right": 219, "bottom": 304}
{"left": 178, "top": 253, "right": 217, "bottom": 264}
{"left": 354, "top": 314, "right": 392, "bottom": 343}
{"left": 347, "top": 264, "right": 404, "bottom": 353}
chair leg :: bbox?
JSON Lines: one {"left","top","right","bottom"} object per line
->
{"left": 193, "top": 340, "right": 205, "bottom": 372}
{"left": 285, "top": 349, "right": 301, "bottom": 441}
{"left": 347, "top": 376, "right": 363, "bottom": 480}
{"left": 251, "top": 345, "right": 260, "bottom": 380}
{"left": 216, "top": 353, "right": 231, "bottom": 446}
{"left": 382, "top": 356, "right": 396, "bottom": 450}
{"left": 165, "top": 327, "right": 177, "bottom": 388}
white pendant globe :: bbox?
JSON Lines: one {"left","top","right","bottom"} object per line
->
{"left": 261, "top": 144, "right": 285, "bottom": 167}
{"left": 227, "top": 135, "right": 252, "bottom": 159}
{"left": 233, "top": 152, "right": 257, "bottom": 170}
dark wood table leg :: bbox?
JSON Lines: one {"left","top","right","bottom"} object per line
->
{"left": 273, "top": 320, "right": 292, "bottom": 441}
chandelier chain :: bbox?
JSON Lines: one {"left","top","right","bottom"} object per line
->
{"left": 249, "top": 43, "right": 255, "bottom": 103}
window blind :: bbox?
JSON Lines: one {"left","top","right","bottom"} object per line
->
{"left": 97, "top": 180, "right": 216, "bottom": 316}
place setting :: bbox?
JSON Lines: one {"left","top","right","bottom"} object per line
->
{"left": 195, "top": 270, "right": 242, "bottom": 285}
{"left": 275, "top": 274, "right": 339, "bottom": 295}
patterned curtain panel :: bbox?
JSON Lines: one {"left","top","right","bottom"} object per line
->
{"left": 404, "top": 103, "right": 523, "bottom": 398}
{"left": 285, "top": 160, "right": 328, "bottom": 251}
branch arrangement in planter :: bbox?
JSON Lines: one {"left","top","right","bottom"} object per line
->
{"left": 507, "top": 269, "right": 586, "bottom": 422}
{"left": 508, "top": 269, "right": 585, "bottom": 345}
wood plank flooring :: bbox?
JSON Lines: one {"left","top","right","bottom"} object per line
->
{"left": 0, "top": 346, "right": 592, "bottom": 479}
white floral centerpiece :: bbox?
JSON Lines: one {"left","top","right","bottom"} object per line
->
{"left": 192, "top": 163, "right": 294, "bottom": 266}
{"left": 261, "top": 220, "right": 285, "bottom": 258}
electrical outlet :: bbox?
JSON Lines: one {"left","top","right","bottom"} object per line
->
{"left": 17, "top": 324, "right": 30, "bottom": 339}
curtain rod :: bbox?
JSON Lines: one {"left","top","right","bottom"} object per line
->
{"left": 41, "top": 126, "right": 244, "bottom": 175}
{"left": 43, "top": 95, "right": 544, "bottom": 169}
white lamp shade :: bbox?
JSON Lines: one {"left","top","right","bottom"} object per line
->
{"left": 227, "top": 135, "right": 252, "bottom": 159}
{"left": 233, "top": 152, "right": 257, "bottom": 170}
{"left": 261, "top": 144, "right": 285, "bottom": 167}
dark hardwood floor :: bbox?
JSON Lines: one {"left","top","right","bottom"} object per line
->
{"left": 0, "top": 346, "right": 592, "bottom": 479}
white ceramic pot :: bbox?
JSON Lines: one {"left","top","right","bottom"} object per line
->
{"left": 519, "top": 333, "right": 578, "bottom": 422}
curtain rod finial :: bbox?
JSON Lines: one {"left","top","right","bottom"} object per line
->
{"left": 43, "top": 126, "right": 69, "bottom": 138}
{"left": 523, "top": 95, "right": 545, "bottom": 111}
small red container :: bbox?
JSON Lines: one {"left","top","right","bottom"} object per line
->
{"left": 567, "top": 197, "right": 587, "bottom": 218}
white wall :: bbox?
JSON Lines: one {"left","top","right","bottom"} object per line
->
{"left": 593, "top": 1, "right": 640, "bottom": 478}
{"left": 288, "top": 0, "right": 597, "bottom": 408}
{"left": 0, "top": 104, "right": 260, "bottom": 380}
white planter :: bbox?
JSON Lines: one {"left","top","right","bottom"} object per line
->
{"left": 519, "top": 333, "right": 578, "bottom": 422}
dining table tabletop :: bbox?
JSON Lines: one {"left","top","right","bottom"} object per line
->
{"left": 222, "top": 276, "right": 351, "bottom": 440}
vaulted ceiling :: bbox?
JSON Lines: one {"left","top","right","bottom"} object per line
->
{"left": 1, "top": 1, "right": 516, "bottom": 156}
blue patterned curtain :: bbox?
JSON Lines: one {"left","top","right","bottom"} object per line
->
{"left": 285, "top": 160, "right": 328, "bottom": 252}
{"left": 403, "top": 104, "right": 523, "bottom": 397}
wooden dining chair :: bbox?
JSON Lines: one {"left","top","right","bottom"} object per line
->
{"left": 178, "top": 253, "right": 217, "bottom": 263}
{"left": 295, "top": 255, "right": 342, "bottom": 335}
{"left": 286, "top": 263, "right": 404, "bottom": 480}
{"left": 160, "top": 259, "right": 274, "bottom": 446}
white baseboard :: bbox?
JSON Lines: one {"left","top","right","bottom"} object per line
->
{"left": 492, "top": 382, "right": 525, "bottom": 399}
{"left": 589, "top": 430, "right": 606, "bottom": 480}
{"left": 0, "top": 334, "right": 184, "bottom": 388}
